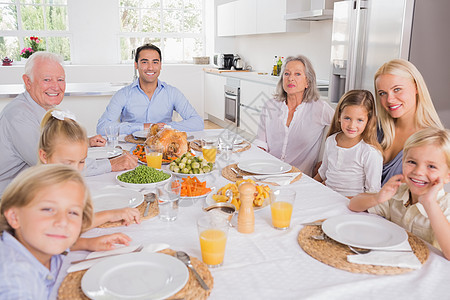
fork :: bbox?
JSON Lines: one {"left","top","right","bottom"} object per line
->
{"left": 230, "top": 167, "right": 243, "bottom": 179}
{"left": 71, "top": 245, "right": 144, "bottom": 264}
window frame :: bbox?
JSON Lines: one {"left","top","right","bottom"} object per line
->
{"left": 0, "top": 0, "right": 72, "bottom": 61}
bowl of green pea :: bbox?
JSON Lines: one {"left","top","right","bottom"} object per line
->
{"left": 116, "top": 165, "right": 172, "bottom": 190}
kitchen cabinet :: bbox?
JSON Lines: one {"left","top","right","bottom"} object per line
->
{"left": 239, "top": 80, "right": 275, "bottom": 137}
{"left": 217, "top": 0, "right": 309, "bottom": 37}
{"left": 204, "top": 73, "right": 227, "bottom": 121}
{"left": 217, "top": 1, "right": 236, "bottom": 36}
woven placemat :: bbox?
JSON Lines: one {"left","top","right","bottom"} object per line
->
{"left": 57, "top": 249, "right": 213, "bottom": 300}
{"left": 221, "top": 163, "right": 302, "bottom": 183}
{"left": 97, "top": 198, "right": 158, "bottom": 228}
{"left": 233, "top": 141, "right": 251, "bottom": 153}
{"left": 297, "top": 224, "right": 429, "bottom": 275}
{"left": 124, "top": 134, "right": 146, "bottom": 144}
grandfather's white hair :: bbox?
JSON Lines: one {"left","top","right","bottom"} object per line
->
{"left": 24, "top": 52, "right": 64, "bottom": 82}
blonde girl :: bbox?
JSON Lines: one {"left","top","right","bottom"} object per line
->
{"left": 314, "top": 90, "right": 383, "bottom": 197}
{"left": 38, "top": 109, "right": 141, "bottom": 228}
{"left": 349, "top": 128, "right": 450, "bottom": 260}
{"left": 0, "top": 165, "right": 93, "bottom": 298}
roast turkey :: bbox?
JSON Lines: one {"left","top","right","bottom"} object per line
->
{"left": 145, "top": 125, "right": 189, "bottom": 159}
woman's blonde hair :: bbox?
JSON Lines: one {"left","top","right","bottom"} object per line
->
{"left": 328, "top": 89, "right": 381, "bottom": 152}
{"left": 403, "top": 127, "right": 450, "bottom": 168}
{"left": 39, "top": 109, "right": 88, "bottom": 162}
{"left": 274, "top": 55, "right": 320, "bottom": 103}
{"left": 374, "top": 59, "right": 443, "bottom": 150}
{"left": 0, "top": 164, "right": 93, "bottom": 234}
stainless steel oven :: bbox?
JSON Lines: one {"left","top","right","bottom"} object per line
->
{"left": 224, "top": 79, "right": 240, "bottom": 127}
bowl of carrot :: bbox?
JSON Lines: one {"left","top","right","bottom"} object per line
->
{"left": 178, "top": 176, "right": 213, "bottom": 206}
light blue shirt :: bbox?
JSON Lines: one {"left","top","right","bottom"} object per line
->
{"left": 96, "top": 79, "right": 204, "bottom": 135}
{"left": 0, "top": 92, "right": 111, "bottom": 196}
{"left": 0, "top": 231, "right": 65, "bottom": 300}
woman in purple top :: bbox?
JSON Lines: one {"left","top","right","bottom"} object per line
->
{"left": 374, "top": 59, "right": 443, "bottom": 185}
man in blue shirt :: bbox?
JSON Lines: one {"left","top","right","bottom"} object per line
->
{"left": 97, "top": 44, "right": 204, "bottom": 135}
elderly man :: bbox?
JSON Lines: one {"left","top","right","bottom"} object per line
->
{"left": 0, "top": 52, "right": 137, "bottom": 195}
{"left": 96, "top": 43, "right": 204, "bottom": 135}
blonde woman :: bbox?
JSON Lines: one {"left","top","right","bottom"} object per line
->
{"left": 374, "top": 59, "right": 443, "bottom": 185}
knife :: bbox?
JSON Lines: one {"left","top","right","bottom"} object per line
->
{"left": 67, "top": 243, "right": 170, "bottom": 273}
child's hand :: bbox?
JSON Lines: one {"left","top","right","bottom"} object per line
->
{"left": 108, "top": 207, "right": 141, "bottom": 226}
{"left": 418, "top": 177, "right": 444, "bottom": 207}
{"left": 85, "top": 233, "right": 132, "bottom": 252}
{"left": 376, "top": 174, "right": 403, "bottom": 204}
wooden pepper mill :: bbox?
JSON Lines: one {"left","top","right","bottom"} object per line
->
{"left": 238, "top": 182, "right": 256, "bottom": 233}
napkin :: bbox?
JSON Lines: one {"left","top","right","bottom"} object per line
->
{"left": 347, "top": 240, "right": 422, "bottom": 269}
{"left": 67, "top": 243, "right": 169, "bottom": 273}
{"left": 243, "top": 172, "right": 302, "bottom": 186}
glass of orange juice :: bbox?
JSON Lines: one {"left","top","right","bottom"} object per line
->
{"left": 270, "top": 189, "right": 296, "bottom": 230}
{"left": 197, "top": 215, "right": 229, "bottom": 268}
{"left": 201, "top": 138, "right": 218, "bottom": 163}
{"left": 145, "top": 144, "right": 163, "bottom": 169}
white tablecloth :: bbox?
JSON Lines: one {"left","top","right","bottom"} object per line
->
{"left": 51, "top": 129, "right": 449, "bottom": 300}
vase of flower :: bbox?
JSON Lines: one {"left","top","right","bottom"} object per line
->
{"left": 20, "top": 36, "right": 44, "bottom": 61}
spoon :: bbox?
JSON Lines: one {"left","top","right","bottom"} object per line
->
{"left": 143, "top": 193, "right": 156, "bottom": 217}
{"left": 175, "top": 251, "right": 210, "bottom": 290}
{"left": 225, "top": 189, "right": 233, "bottom": 203}
{"left": 348, "top": 246, "right": 371, "bottom": 255}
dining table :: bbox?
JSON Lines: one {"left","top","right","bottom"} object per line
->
{"left": 51, "top": 129, "right": 449, "bottom": 300}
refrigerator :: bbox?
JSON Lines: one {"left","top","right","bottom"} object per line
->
{"left": 328, "top": 0, "right": 450, "bottom": 128}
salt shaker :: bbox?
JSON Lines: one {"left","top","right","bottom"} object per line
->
{"left": 238, "top": 182, "right": 256, "bottom": 233}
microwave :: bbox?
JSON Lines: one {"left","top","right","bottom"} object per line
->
{"left": 213, "top": 53, "right": 234, "bottom": 70}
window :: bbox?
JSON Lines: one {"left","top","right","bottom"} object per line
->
{"left": 0, "top": 0, "right": 70, "bottom": 61}
{"left": 119, "top": 0, "right": 204, "bottom": 63}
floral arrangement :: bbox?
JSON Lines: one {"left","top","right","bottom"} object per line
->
{"left": 20, "top": 36, "right": 44, "bottom": 59}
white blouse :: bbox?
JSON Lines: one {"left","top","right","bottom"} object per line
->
{"left": 254, "top": 98, "right": 334, "bottom": 176}
{"left": 318, "top": 133, "right": 383, "bottom": 196}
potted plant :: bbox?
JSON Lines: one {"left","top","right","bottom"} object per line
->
{"left": 20, "top": 36, "right": 44, "bottom": 60}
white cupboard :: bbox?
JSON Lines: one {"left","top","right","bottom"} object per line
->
{"left": 217, "top": 0, "right": 309, "bottom": 37}
{"left": 204, "top": 73, "right": 226, "bottom": 121}
{"left": 217, "top": 1, "right": 236, "bottom": 36}
{"left": 239, "top": 80, "right": 275, "bottom": 137}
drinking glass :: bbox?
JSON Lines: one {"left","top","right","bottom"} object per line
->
{"left": 219, "top": 131, "right": 236, "bottom": 162}
{"left": 202, "top": 137, "right": 218, "bottom": 163}
{"left": 158, "top": 179, "right": 181, "bottom": 222}
{"left": 197, "top": 214, "right": 229, "bottom": 268}
{"left": 270, "top": 189, "right": 296, "bottom": 230}
{"left": 105, "top": 125, "right": 119, "bottom": 148}
{"left": 145, "top": 144, "right": 164, "bottom": 169}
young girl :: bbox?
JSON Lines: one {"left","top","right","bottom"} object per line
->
{"left": 0, "top": 164, "right": 92, "bottom": 298}
{"left": 38, "top": 109, "right": 141, "bottom": 229}
{"left": 313, "top": 90, "right": 383, "bottom": 197}
{"left": 349, "top": 128, "right": 450, "bottom": 260}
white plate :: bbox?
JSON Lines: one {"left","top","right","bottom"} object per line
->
{"left": 322, "top": 214, "right": 408, "bottom": 250}
{"left": 116, "top": 169, "right": 172, "bottom": 190}
{"left": 132, "top": 130, "right": 148, "bottom": 139}
{"left": 165, "top": 168, "right": 214, "bottom": 178}
{"left": 91, "top": 187, "right": 144, "bottom": 212}
{"left": 88, "top": 147, "right": 122, "bottom": 160}
{"left": 237, "top": 159, "right": 292, "bottom": 175}
{"left": 205, "top": 192, "right": 269, "bottom": 212}
{"left": 81, "top": 252, "right": 188, "bottom": 300}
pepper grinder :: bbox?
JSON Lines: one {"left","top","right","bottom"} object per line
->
{"left": 238, "top": 182, "right": 256, "bottom": 233}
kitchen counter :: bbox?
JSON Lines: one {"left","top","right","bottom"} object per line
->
{"left": 203, "top": 68, "right": 329, "bottom": 88}
{"left": 0, "top": 82, "right": 130, "bottom": 98}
